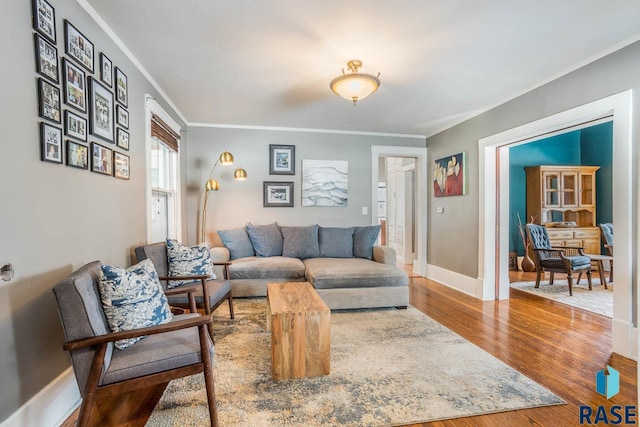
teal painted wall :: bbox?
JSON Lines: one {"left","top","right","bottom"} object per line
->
{"left": 509, "top": 122, "right": 613, "bottom": 255}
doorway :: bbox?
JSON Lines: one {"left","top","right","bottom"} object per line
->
{"left": 477, "top": 90, "right": 635, "bottom": 359}
{"left": 384, "top": 157, "right": 417, "bottom": 265}
{"left": 371, "top": 145, "right": 428, "bottom": 277}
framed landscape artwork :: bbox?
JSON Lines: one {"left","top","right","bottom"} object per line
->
{"left": 88, "top": 77, "right": 114, "bottom": 142}
{"left": 263, "top": 181, "right": 294, "bottom": 207}
{"left": 269, "top": 144, "right": 295, "bottom": 175}
{"left": 433, "top": 152, "right": 466, "bottom": 197}
{"left": 301, "top": 160, "right": 348, "bottom": 207}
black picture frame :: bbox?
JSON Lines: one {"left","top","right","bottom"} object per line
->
{"left": 91, "top": 142, "right": 113, "bottom": 175}
{"left": 64, "top": 110, "right": 87, "bottom": 141}
{"left": 40, "top": 122, "right": 62, "bottom": 164}
{"left": 34, "top": 33, "right": 58, "bottom": 83}
{"left": 114, "top": 151, "right": 130, "bottom": 180}
{"left": 116, "top": 104, "right": 129, "bottom": 129}
{"left": 32, "top": 0, "right": 56, "bottom": 43}
{"left": 269, "top": 144, "right": 295, "bottom": 175}
{"left": 37, "top": 78, "right": 61, "bottom": 123}
{"left": 115, "top": 67, "right": 128, "bottom": 107}
{"left": 99, "top": 53, "right": 113, "bottom": 88}
{"left": 88, "top": 77, "right": 114, "bottom": 142}
{"left": 263, "top": 181, "right": 294, "bottom": 207}
{"left": 116, "top": 128, "right": 130, "bottom": 150}
{"left": 64, "top": 20, "right": 94, "bottom": 72}
{"left": 62, "top": 58, "right": 86, "bottom": 113}
{"left": 66, "top": 140, "right": 88, "bottom": 169}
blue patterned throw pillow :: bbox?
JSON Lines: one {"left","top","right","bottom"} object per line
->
{"left": 166, "top": 239, "right": 216, "bottom": 288}
{"left": 99, "top": 259, "right": 173, "bottom": 350}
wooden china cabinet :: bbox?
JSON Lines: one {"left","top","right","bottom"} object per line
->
{"left": 525, "top": 165, "right": 601, "bottom": 254}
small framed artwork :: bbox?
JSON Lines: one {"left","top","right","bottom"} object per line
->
{"left": 40, "top": 122, "right": 62, "bottom": 164}
{"left": 116, "top": 128, "right": 130, "bottom": 150}
{"left": 115, "top": 67, "right": 128, "bottom": 107}
{"left": 37, "top": 78, "right": 61, "bottom": 123}
{"left": 64, "top": 20, "right": 94, "bottom": 72}
{"left": 62, "top": 58, "right": 86, "bottom": 112}
{"left": 433, "top": 152, "right": 466, "bottom": 197}
{"left": 263, "top": 181, "right": 294, "bottom": 207}
{"left": 34, "top": 33, "right": 59, "bottom": 83}
{"left": 269, "top": 144, "right": 295, "bottom": 175}
{"left": 88, "top": 77, "right": 114, "bottom": 142}
{"left": 113, "top": 151, "right": 130, "bottom": 180}
{"left": 66, "top": 140, "right": 88, "bottom": 169}
{"left": 64, "top": 110, "right": 87, "bottom": 141}
{"left": 99, "top": 53, "right": 113, "bottom": 88}
{"left": 116, "top": 104, "right": 129, "bottom": 128}
{"left": 32, "top": 0, "right": 56, "bottom": 43}
{"left": 91, "top": 142, "right": 113, "bottom": 175}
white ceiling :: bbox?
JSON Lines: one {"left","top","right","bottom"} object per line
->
{"left": 85, "top": 0, "right": 640, "bottom": 137}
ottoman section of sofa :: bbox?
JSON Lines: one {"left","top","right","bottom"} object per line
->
{"left": 303, "top": 257, "right": 409, "bottom": 289}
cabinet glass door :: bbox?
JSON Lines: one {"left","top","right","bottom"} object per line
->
{"left": 561, "top": 172, "right": 577, "bottom": 207}
{"left": 543, "top": 172, "right": 560, "bottom": 207}
{"left": 580, "top": 173, "right": 595, "bottom": 207}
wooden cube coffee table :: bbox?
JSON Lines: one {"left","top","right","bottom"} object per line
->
{"left": 266, "top": 282, "right": 330, "bottom": 380}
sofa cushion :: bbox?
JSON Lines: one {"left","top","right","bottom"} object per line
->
{"left": 246, "top": 222, "right": 283, "bottom": 257}
{"left": 98, "top": 259, "right": 173, "bottom": 350}
{"left": 218, "top": 228, "right": 255, "bottom": 260}
{"left": 230, "top": 256, "right": 306, "bottom": 280}
{"left": 166, "top": 239, "right": 216, "bottom": 288}
{"left": 353, "top": 225, "right": 381, "bottom": 259}
{"left": 280, "top": 225, "right": 320, "bottom": 259}
{"left": 319, "top": 226, "right": 355, "bottom": 258}
{"left": 303, "top": 257, "right": 408, "bottom": 289}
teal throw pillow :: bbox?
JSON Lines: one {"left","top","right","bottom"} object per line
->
{"left": 99, "top": 259, "right": 173, "bottom": 350}
{"left": 218, "top": 228, "right": 255, "bottom": 260}
{"left": 246, "top": 222, "right": 283, "bottom": 257}
{"left": 319, "top": 226, "right": 355, "bottom": 258}
{"left": 353, "top": 225, "right": 381, "bottom": 259}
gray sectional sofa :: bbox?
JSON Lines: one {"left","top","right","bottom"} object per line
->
{"left": 210, "top": 223, "right": 409, "bottom": 310}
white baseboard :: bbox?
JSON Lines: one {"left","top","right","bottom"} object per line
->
{"left": 0, "top": 367, "right": 80, "bottom": 427}
{"left": 612, "top": 318, "right": 638, "bottom": 361}
{"left": 426, "top": 264, "right": 481, "bottom": 298}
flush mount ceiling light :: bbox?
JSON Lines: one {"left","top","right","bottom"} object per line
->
{"left": 330, "top": 60, "right": 380, "bottom": 105}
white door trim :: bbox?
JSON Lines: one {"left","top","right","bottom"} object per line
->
{"left": 477, "top": 90, "right": 635, "bottom": 359}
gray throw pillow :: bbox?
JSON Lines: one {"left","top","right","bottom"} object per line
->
{"left": 319, "top": 227, "right": 355, "bottom": 258}
{"left": 218, "top": 228, "right": 255, "bottom": 260}
{"left": 353, "top": 225, "right": 381, "bottom": 259}
{"left": 246, "top": 222, "right": 283, "bottom": 257}
{"left": 280, "top": 225, "right": 320, "bottom": 259}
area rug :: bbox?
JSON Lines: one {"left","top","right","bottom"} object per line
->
{"left": 147, "top": 300, "right": 564, "bottom": 426}
{"left": 511, "top": 279, "right": 612, "bottom": 317}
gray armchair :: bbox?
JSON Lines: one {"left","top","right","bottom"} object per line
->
{"left": 53, "top": 261, "right": 219, "bottom": 427}
{"left": 134, "top": 242, "right": 235, "bottom": 339}
{"left": 525, "top": 224, "right": 593, "bottom": 296}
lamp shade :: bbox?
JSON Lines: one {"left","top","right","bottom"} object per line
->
{"left": 330, "top": 60, "right": 380, "bottom": 105}
{"left": 205, "top": 179, "right": 220, "bottom": 191}
{"left": 219, "top": 151, "right": 234, "bottom": 165}
{"left": 234, "top": 167, "right": 247, "bottom": 180}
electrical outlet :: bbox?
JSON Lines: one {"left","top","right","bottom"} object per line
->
{"left": 436, "top": 207, "right": 444, "bottom": 214}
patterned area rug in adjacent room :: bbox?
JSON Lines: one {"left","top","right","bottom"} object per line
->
{"left": 511, "top": 279, "right": 612, "bottom": 317}
{"left": 147, "top": 299, "right": 565, "bottom": 427}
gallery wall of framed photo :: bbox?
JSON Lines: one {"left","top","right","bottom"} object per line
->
{"left": 32, "top": 0, "right": 130, "bottom": 180}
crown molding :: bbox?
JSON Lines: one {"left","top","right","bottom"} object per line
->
{"left": 187, "top": 122, "right": 426, "bottom": 139}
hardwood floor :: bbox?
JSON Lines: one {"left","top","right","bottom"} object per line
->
{"left": 63, "top": 269, "right": 636, "bottom": 426}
